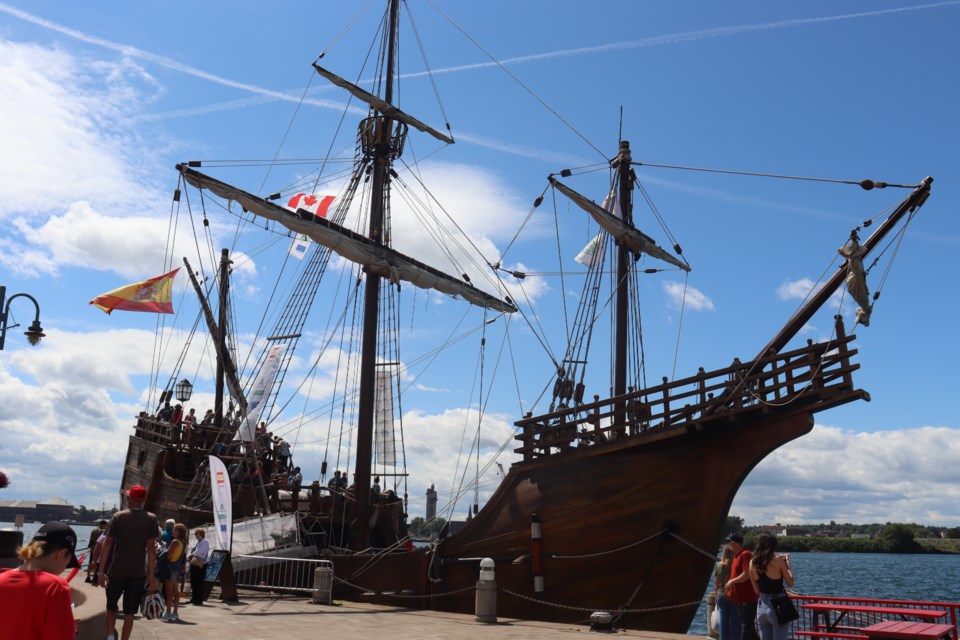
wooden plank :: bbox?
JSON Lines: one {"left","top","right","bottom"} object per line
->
{"left": 862, "top": 621, "right": 955, "bottom": 640}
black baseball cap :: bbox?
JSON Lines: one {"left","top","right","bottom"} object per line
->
{"left": 33, "top": 521, "right": 81, "bottom": 568}
{"left": 726, "top": 533, "right": 744, "bottom": 544}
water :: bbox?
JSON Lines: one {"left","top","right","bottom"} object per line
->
{"left": 2, "top": 521, "right": 101, "bottom": 567}
{"left": 688, "top": 552, "right": 960, "bottom": 634}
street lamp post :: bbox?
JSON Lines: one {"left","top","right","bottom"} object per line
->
{"left": 0, "top": 286, "right": 46, "bottom": 351}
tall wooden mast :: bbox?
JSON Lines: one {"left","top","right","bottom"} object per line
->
{"left": 353, "top": 0, "right": 401, "bottom": 547}
{"left": 613, "top": 141, "right": 633, "bottom": 432}
{"left": 214, "top": 248, "right": 230, "bottom": 429}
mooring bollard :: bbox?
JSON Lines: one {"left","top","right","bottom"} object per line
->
{"left": 475, "top": 557, "right": 497, "bottom": 623}
{"left": 0, "top": 529, "right": 24, "bottom": 569}
{"left": 590, "top": 611, "right": 614, "bottom": 632}
{"left": 706, "top": 592, "right": 719, "bottom": 638}
{"left": 312, "top": 560, "right": 333, "bottom": 605}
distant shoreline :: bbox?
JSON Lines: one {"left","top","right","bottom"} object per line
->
{"left": 752, "top": 536, "right": 960, "bottom": 555}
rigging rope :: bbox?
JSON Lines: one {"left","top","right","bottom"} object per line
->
{"left": 424, "top": 0, "right": 608, "bottom": 161}
{"left": 632, "top": 161, "right": 920, "bottom": 190}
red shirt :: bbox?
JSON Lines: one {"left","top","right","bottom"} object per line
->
{"left": 729, "top": 548, "right": 758, "bottom": 605}
{"left": 0, "top": 568, "right": 76, "bottom": 640}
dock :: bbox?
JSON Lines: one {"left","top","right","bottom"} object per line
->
{"left": 70, "top": 579, "right": 701, "bottom": 640}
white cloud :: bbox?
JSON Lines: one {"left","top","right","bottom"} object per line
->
{"left": 732, "top": 424, "right": 960, "bottom": 525}
{"left": 0, "top": 40, "right": 156, "bottom": 217}
{"left": 663, "top": 280, "right": 715, "bottom": 311}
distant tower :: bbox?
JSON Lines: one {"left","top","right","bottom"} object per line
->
{"left": 426, "top": 484, "right": 437, "bottom": 521}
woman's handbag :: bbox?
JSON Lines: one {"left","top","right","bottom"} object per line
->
{"left": 771, "top": 594, "right": 800, "bottom": 624}
{"left": 189, "top": 556, "right": 206, "bottom": 568}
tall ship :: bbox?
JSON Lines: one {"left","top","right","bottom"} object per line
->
{"left": 118, "top": 0, "right": 933, "bottom": 631}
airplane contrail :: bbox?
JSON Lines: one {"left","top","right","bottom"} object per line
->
{"left": 413, "top": 1, "right": 960, "bottom": 78}
{"left": 2, "top": 1, "right": 957, "bottom": 107}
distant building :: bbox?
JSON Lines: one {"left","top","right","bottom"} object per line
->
{"left": 425, "top": 484, "right": 437, "bottom": 521}
{"left": 0, "top": 497, "right": 75, "bottom": 522}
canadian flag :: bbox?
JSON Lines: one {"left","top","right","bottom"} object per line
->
{"left": 286, "top": 193, "right": 335, "bottom": 220}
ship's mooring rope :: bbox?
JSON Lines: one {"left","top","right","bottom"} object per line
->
{"left": 668, "top": 531, "right": 721, "bottom": 561}
{"left": 333, "top": 575, "right": 474, "bottom": 600}
{"left": 550, "top": 528, "right": 667, "bottom": 560}
{"left": 501, "top": 588, "right": 703, "bottom": 615}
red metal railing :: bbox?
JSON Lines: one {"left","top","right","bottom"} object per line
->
{"left": 789, "top": 595, "right": 960, "bottom": 640}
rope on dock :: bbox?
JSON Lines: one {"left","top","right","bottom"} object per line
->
{"left": 501, "top": 588, "right": 703, "bottom": 615}
{"left": 332, "top": 576, "right": 476, "bottom": 600}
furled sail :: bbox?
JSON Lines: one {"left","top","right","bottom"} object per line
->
{"left": 312, "top": 63, "right": 454, "bottom": 145}
{"left": 177, "top": 165, "right": 516, "bottom": 314}
{"left": 549, "top": 176, "right": 691, "bottom": 272}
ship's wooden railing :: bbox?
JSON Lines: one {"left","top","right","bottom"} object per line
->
{"left": 515, "top": 316, "right": 864, "bottom": 461}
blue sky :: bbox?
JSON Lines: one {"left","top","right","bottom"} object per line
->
{"left": 0, "top": 1, "right": 957, "bottom": 525}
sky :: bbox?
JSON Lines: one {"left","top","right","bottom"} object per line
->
{"left": 0, "top": 1, "right": 958, "bottom": 527}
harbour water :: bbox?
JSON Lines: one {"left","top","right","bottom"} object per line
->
{"left": 689, "top": 552, "right": 960, "bottom": 634}
{"left": 5, "top": 523, "right": 958, "bottom": 634}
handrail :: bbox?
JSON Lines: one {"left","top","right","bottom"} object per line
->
{"left": 515, "top": 316, "right": 862, "bottom": 461}
{"left": 790, "top": 595, "right": 960, "bottom": 640}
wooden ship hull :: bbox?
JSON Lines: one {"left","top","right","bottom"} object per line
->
{"left": 330, "top": 324, "right": 867, "bottom": 629}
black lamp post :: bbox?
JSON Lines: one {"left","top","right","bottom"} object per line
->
{"left": 0, "top": 286, "right": 45, "bottom": 351}
{"left": 175, "top": 378, "right": 193, "bottom": 403}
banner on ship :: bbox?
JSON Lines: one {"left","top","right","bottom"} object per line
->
{"left": 208, "top": 455, "right": 232, "bottom": 552}
{"left": 236, "top": 343, "right": 286, "bottom": 441}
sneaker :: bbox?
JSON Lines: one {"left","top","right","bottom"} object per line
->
{"left": 161, "top": 612, "right": 174, "bottom": 621}
{"left": 106, "top": 634, "right": 117, "bottom": 640}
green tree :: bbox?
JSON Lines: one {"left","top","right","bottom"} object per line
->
{"left": 723, "top": 515, "right": 745, "bottom": 540}
{"left": 879, "top": 523, "right": 920, "bottom": 552}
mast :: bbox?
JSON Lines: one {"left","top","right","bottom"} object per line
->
{"left": 613, "top": 141, "right": 633, "bottom": 433}
{"left": 183, "top": 256, "right": 247, "bottom": 413}
{"left": 753, "top": 176, "right": 933, "bottom": 360}
{"left": 214, "top": 248, "right": 230, "bottom": 429}
{"left": 354, "top": 0, "right": 401, "bottom": 546}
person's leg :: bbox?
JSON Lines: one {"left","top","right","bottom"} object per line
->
{"left": 740, "top": 602, "right": 759, "bottom": 640}
{"left": 104, "top": 579, "right": 123, "bottom": 638}
{"left": 120, "top": 614, "right": 135, "bottom": 640}
{"left": 721, "top": 596, "right": 741, "bottom": 640}
{"left": 120, "top": 579, "right": 145, "bottom": 639}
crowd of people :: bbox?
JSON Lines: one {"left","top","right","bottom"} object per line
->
{"left": 0, "top": 485, "right": 213, "bottom": 639}
{"left": 716, "top": 532, "right": 796, "bottom": 640}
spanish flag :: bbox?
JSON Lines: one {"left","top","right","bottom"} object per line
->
{"left": 89, "top": 268, "right": 179, "bottom": 315}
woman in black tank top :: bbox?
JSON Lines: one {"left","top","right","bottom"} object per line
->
{"left": 748, "top": 533, "right": 795, "bottom": 640}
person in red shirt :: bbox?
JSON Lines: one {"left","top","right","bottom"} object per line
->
{"left": 725, "top": 533, "right": 759, "bottom": 640}
{"left": 0, "top": 521, "right": 81, "bottom": 640}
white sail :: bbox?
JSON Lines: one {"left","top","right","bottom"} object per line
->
{"left": 374, "top": 370, "right": 396, "bottom": 467}
{"left": 312, "top": 63, "right": 454, "bottom": 145}
{"left": 550, "top": 177, "right": 691, "bottom": 272}
{"left": 178, "top": 165, "right": 517, "bottom": 314}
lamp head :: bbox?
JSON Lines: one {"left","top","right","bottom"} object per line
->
{"left": 24, "top": 320, "right": 45, "bottom": 346}
{"left": 175, "top": 378, "right": 193, "bottom": 402}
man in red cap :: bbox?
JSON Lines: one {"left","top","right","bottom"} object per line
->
{"left": 99, "top": 485, "right": 160, "bottom": 640}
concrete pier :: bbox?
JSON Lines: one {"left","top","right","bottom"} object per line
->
{"left": 70, "top": 578, "right": 703, "bottom": 640}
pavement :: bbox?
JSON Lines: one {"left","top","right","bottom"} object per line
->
{"left": 71, "top": 578, "right": 701, "bottom": 640}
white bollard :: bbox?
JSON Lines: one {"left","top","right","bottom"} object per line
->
{"left": 312, "top": 562, "right": 333, "bottom": 605}
{"left": 475, "top": 557, "right": 497, "bottom": 623}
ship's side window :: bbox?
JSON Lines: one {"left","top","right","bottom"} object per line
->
{"left": 137, "top": 448, "right": 147, "bottom": 467}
